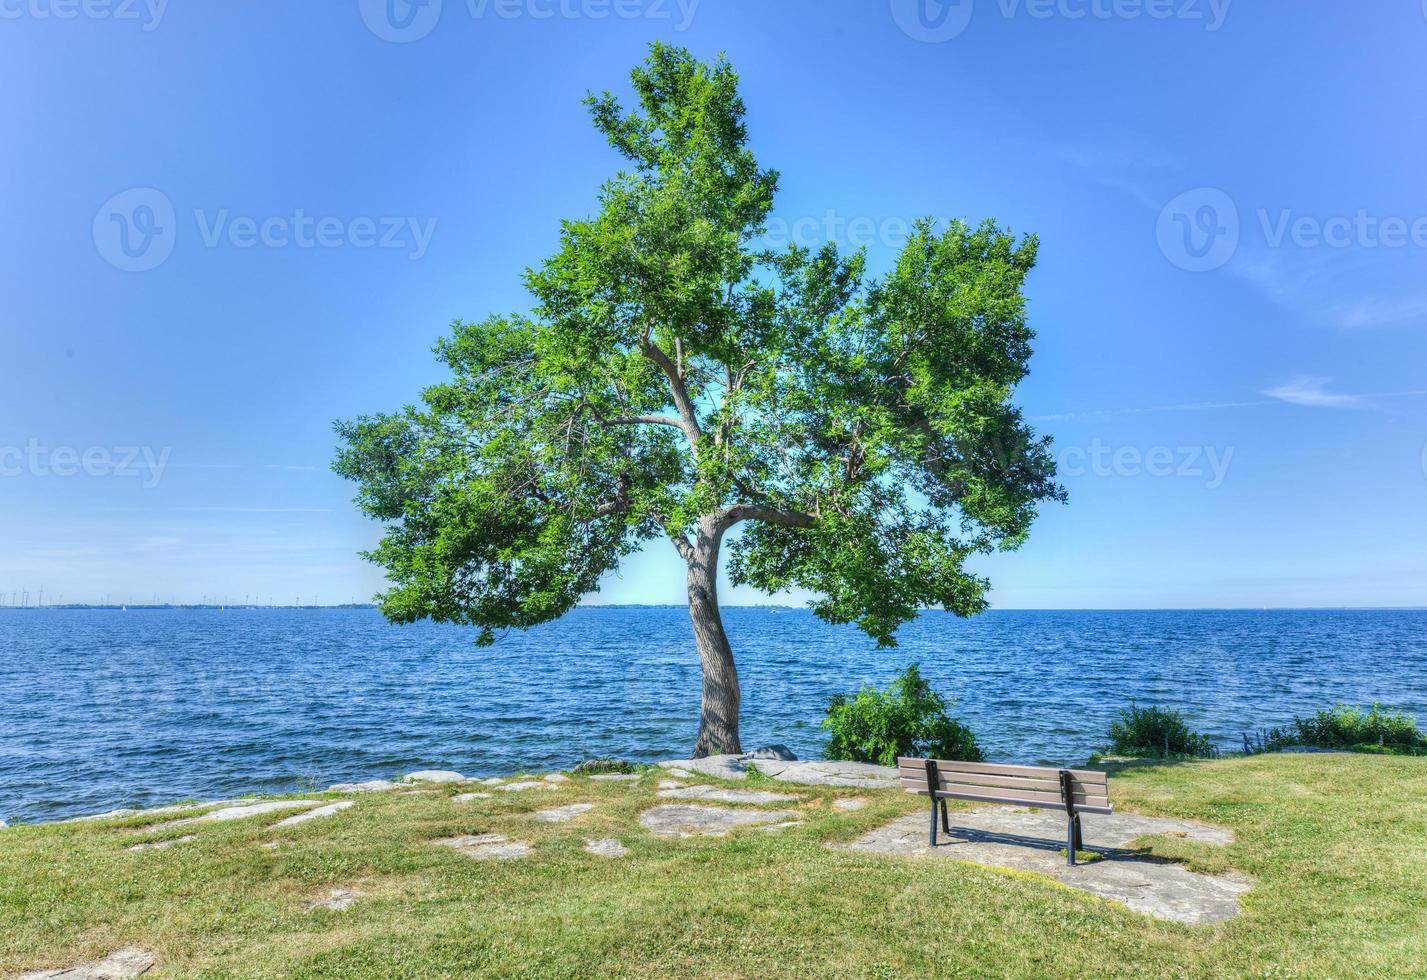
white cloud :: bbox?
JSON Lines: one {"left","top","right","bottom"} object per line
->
{"left": 1260, "top": 376, "right": 1360, "bottom": 408}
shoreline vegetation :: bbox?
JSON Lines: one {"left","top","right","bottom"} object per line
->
{"left": 4, "top": 754, "right": 1425, "bottom": 976}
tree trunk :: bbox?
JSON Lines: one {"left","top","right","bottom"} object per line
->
{"left": 687, "top": 517, "right": 741, "bottom": 758}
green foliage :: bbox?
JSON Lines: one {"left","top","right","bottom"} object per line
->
{"left": 572, "top": 758, "right": 638, "bottom": 775}
{"left": 1106, "top": 705, "right": 1215, "bottom": 758}
{"left": 1263, "top": 704, "right": 1427, "bottom": 755}
{"left": 334, "top": 43, "right": 1062, "bottom": 648}
{"left": 822, "top": 664, "right": 983, "bottom": 766}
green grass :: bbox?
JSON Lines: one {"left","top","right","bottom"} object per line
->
{"left": 3, "top": 756, "right": 1426, "bottom": 977}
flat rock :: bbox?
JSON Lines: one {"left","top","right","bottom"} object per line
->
{"left": 452, "top": 792, "right": 492, "bottom": 802}
{"left": 154, "top": 800, "right": 322, "bottom": 830}
{"left": 745, "top": 744, "right": 798, "bottom": 761}
{"left": 832, "top": 799, "right": 868, "bottom": 811}
{"left": 400, "top": 790, "right": 436, "bottom": 796}
{"left": 15, "top": 947, "right": 155, "bottom": 979}
{"left": 328, "top": 779, "right": 402, "bottom": 793}
{"left": 404, "top": 770, "right": 468, "bottom": 784}
{"left": 665, "top": 768, "right": 694, "bottom": 779}
{"left": 657, "top": 780, "right": 685, "bottom": 790}
{"left": 126, "top": 835, "right": 196, "bottom": 852}
{"left": 747, "top": 759, "right": 900, "bottom": 789}
{"left": 542, "top": 773, "right": 569, "bottom": 783}
{"left": 479, "top": 777, "right": 505, "bottom": 785}
{"left": 757, "top": 820, "right": 803, "bottom": 832}
{"left": 841, "top": 806, "right": 1248, "bottom": 925}
{"left": 584, "top": 838, "right": 630, "bottom": 857}
{"left": 63, "top": 800, "right": 238, "bottom": 824}
{"left": 497, "top": 780, "right": 550, "bottom": 792}
{"left": 589, "top": 773, "right": 641, "bottom": 782}
{"left": 534, "top": 803, "right": 594, "bottom": 823}
{"left": 639, "top": 805, "right": 797, "bottom": 838}
{"left": 658, "top": 755, "right": 746, "bottom": 780}
{"left": 433, "top": 834, "right": 531, "bottom": 860}
{"left": 309, "top": 888, "right": 363, "bottom": 911}
{"left": 657, "top": 785, "right": 797, "bottom": 805}
{"left": 272, "top": 801, "right": 354, "bottom": 828}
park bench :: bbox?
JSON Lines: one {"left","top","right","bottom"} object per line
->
{"left": 898, "top": 757, "right": 1112, "bottom": 865}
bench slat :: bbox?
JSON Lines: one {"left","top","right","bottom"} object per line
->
{"left": 935, "top": 781, "right": 1108, "bottom": 808}
{"left": 899, "top": 767, "right": 1066, "bottom": 794}
{"left": 925, "top": 789, "right": 1114, "bottom": 816}
{"left": 897, "top": 758, "right": 1108, "bottom": 785}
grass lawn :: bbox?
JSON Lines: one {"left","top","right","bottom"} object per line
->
{"left": 3, "top": 755, "right": 1426, "bottom": 977}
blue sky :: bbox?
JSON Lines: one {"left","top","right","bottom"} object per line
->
{"left": 2, "top": 0, "right": 1425, "bottom": 608}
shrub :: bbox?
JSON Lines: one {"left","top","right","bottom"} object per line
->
{"left": 1106, "top": 705, "right": 1214, "bottom": 758}
{"left": 823, "top": 664, "right": 983, "bottom": 766}
{"left": 573, "top": 758, "right": 637, "bottom": 775}
{"left": 1264, "top": 704, "right": 1427, "bottom": 755}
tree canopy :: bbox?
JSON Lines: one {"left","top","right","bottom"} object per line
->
{"left": 335, "top": 43, "right": 1063, "bottom": 752}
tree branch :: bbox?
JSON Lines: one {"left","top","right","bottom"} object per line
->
{"left": 639, "top": 336, "right": 704, "bottom": 453}
{"left": 715, "top": 503, "right": 817, "bottom": 533}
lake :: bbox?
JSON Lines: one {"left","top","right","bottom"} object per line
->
{"left": 2, "top": 606, "right": 1425, "bottom": 823}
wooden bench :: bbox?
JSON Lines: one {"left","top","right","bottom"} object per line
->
{"left": 898, "top": 757, "right": 1112, "bottom": 865}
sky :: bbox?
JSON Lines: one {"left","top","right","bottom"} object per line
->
{"left": 2, "top": 0, "right": 1426, "bottom": 609}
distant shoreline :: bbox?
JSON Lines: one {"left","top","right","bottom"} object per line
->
{"left": 2, "top": 604, "right": 1425, "bottom": 613}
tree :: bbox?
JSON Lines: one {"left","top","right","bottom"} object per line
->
{"left": 334, "top": 43, "right": 1064, "bottom": 758}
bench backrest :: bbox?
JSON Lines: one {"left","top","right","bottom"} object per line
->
{"left": 897, "top": 757, "right": 1112, "bottom": 815}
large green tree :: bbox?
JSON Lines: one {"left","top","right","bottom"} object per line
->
{"left": 335, "top": 44, "right": 1064, "bottom": 758}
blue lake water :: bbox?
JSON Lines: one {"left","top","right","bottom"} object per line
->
{"left": 2, "top": 606, "right": 1425, "bottom": 823}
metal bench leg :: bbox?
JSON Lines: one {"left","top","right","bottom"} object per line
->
{"left": 1066, "top": 810, "right": 1077, "bottom": 866}
{"left": 1072, "top": 814, "right": 1083, "bottom": 854}
{"left": 924, "top": 760, "right": 942, "bottom": 847}
{"left": 940, "top": 799, "right": 952, "bottom": 834}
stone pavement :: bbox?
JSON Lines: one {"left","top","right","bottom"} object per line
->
{"left": 841, "top": 805, "right": 1251, "bottom": 925}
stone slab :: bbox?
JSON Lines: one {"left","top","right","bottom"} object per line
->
{"left": 588, "top": 773, "right": 641, "bottom": 782}
{"left": 15, "top": 948, "right": 155, "bottom": 979}
{"left": 125, "top": 835, "right": 196, "bottom": 852}
{"left": 153, "top": 800, "right": 322, "bottom": 830}
{"left": 584, "top": 838, "right": 629, "bottom": 857}
{"left": 658, "top": 756, "right": 747, "bottom": 780}
{"left": 310, "top": 888, "right": 363, "bottom": 911}
{"left": 452, "top": 792, "right": 492, "bottom": 802}
{"left": 639, "top": 805, "right": 797, "bottom": 838}
{"left": 841, "top": 806, "right": 1249, "bottom": 925}
{"left": 272, "top": 801, "right": 354, "bottom": 828}
{"left": 748, "top": 759, "right": 900, "bottom": 789}
{"left": 328, "top": 779, "right": 401, "bottom": 793}
{"left": 404, "top": 770, "right": 468, "bottom": 784}
{"left": 656, "top": 785, "right": 798, "bottom": 805}
{"left": 433, "top": 834, "right": 531, "bottom": 860}
{"left": 534, "top": 803, "right": 594, "bottom": 823}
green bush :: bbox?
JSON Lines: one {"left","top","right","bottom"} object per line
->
{"left": 823, "top": 664, "right": 983, "bottom": 766}
{"left": 1265, "top": 704, "right": 1427, "bottom": 755}
{"left": 1106, "top": 704, "right": 1215, "bottom": 758}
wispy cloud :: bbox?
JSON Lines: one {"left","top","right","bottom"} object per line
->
{"left": 1035, "top": 382, "right": 1427, "bottom": 421}
{"left": 1260, "top": 375, "right": 1360, "bottom": 408}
